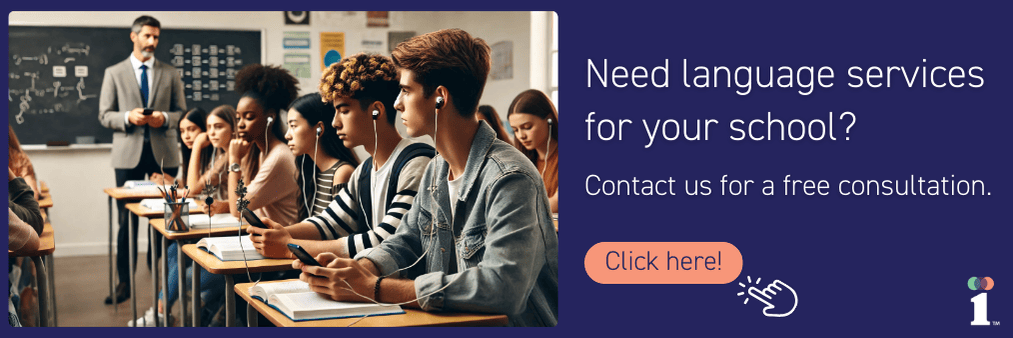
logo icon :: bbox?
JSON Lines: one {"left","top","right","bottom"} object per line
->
{"left": 968, "top": 276, "right": 998, "bottom": 326}
{"left": 968, "top": 276, "right": 994, "bottom": 291}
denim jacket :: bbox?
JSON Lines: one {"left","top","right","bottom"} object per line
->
{"left": 365, "top": 121, "right": 559, "bottom": 326}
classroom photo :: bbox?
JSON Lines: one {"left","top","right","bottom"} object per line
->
{"left": 7, "top": 11, "right": 559, "bottom": 327}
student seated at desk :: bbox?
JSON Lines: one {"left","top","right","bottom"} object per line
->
{"left": 508, "top": 89, "right": 559, "bottom": 214}
{"left": 202, "top": 64, "right": 300, "bottom": 226}
{"left": 184, "top": 105, "right": 235, "bottom": 196}
{"left": 249, "top": 53, "right": 433, "bottom": 260}
{"left": 132, "top": 106, "right": 237, "bottom": 326}
{"left": 286, "top": 92, "right": 358, "bottom": 220}
{"left": 294, "top": 29, "right": 558, "bottom": 327}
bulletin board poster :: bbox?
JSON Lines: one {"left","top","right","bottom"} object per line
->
{"left": 320, "top": 32, "right": 345, "bottom": 69}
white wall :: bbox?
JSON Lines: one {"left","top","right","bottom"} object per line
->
{"left": 11, "top": 11, "right": 542, "bottom": 257}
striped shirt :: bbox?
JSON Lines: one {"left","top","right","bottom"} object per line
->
{"left": 311, "top": 161, "right": 350, "bottom": 215}
{"left": 303, "top": 139, "right": 431, "bottom": 257}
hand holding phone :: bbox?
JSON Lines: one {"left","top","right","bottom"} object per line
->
{"left": 242, "top": 208, "right": 269, "bottom": 229}
{"left": 288, "top": 243, "right": 322, "bottom": 267}
{"left": 142, "top": 109, "right": 154, "bottom": 116}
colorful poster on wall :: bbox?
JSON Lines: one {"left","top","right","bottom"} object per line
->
{"left": 367, "top": 11, "right": 389, "bottom": 27}
{"left": 491, "top": 40, "right": 514, "bottom": 80}
{"left": 320, "top": 32, "right": 345, "bottom": 69}
{"left": 283, "top": 53, "right": 311, "bottom": 79}
{"left": 283, "top": 31, "right": 310, "bottom": 50}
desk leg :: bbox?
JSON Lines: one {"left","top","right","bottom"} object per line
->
{"left": 192, "top": 258, "right": 199, "bottom": 327}
{"left": 177, "top": 240, "right": 188, "bottom": 327}
{"left": 31, "top": 256, "right": 50, "bottom": 327}
{"left": 46, "top": 255, "right": 57, "bottom": 327}
{"left": 152, "top": 227, "right": 160, "bottom": 327}
{"left": 161, "top": 235, "right": 170, "bottom": 327}
{"left": 108, "top": 196, "right": 115, "bottom": 313}
{"left": 247, "top": 302, "right": 257, "bottom": 327}
{"left": 225, "top": 275, "right": 235, "bottom": 327}
{"left": 129, "top": 213, "right": 137, "bottom": 326}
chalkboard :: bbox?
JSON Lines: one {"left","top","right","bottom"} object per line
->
{"left": 9, "top": 26, "right": 262, "bottom": 145}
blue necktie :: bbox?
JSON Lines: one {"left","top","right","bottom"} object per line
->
{"left": 140, "top": 64, "right": 150, "bottom": 141}
{"left": 140, "top": 64, "right": 149, "bottom": 107}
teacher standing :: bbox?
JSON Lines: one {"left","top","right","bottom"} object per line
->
{"left": 98, "top": 15, "right": 186, "bottom": 304}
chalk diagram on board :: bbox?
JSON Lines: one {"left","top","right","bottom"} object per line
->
{"left": 9, "top": 42, "right": 95, "bottom": 125}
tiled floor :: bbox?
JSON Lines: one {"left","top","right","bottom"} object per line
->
{"left": 48, "top": 254, "right": 163, "bottom": 327}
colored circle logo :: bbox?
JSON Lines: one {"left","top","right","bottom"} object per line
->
{"left": 968, "top": 277, "right": 995, "bottom": 290}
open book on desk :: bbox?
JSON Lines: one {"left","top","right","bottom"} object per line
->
{"left": 188, "top": 213, "right": 242, "bottom": 229}
{"left": 249, "top": 280, "right": 404, "bottom": 322}
{"left": 123, "top": 180, "right": 157, "bottom": 189}
{"left": 139, "top": 198, "right": 200, "bottom": 211}
{"left": 196, "top": 236, "right": 264, "bottom": 261}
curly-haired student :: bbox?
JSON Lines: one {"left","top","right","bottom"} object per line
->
{"left": 249, "top": 53, "right": 434, "bottom": 260}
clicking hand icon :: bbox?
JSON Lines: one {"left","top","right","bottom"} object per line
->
{"left": 747, "top": 279, "right": 798, "bottom": 317}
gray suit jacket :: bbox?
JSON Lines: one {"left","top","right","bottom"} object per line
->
{"left": 98, "top": 57, "right": 186, "bottom": 169}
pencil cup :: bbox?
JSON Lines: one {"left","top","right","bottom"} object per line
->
{"left": 165, "top": 202, "right": 190, "bottom": 233}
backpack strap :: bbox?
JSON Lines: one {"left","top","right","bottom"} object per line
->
{"left": 357, "top": 158, "right": 374, "bottom": 227}
{"left": 384, "top": 143, "right": 436, "bottom": 213}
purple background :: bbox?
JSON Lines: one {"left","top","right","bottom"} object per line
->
{"left": 3, "top": 0, "right": 1010, "bottom": 336}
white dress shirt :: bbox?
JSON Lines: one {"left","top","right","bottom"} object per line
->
{"left": 123, "top": 53, "right": 169, "bottom": 126}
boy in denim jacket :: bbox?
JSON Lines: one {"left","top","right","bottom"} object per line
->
{"left": 294, "top": 28, "right": 559, "bottom": 327}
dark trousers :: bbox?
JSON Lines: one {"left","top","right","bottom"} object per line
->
{"left": 114, "top": 141, "right": 177, "bottom": 287}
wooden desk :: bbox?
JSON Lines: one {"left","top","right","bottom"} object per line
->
{"left": 151, "top": 218, "right": 246, "bottom": 326}
{"left": 102, "top": 187, "right": 164, "bottom": 324}
{"left": 38, "top": 193, "right": 53, "bottom": 209}
{"left": 183, "top": 244, "right": 295, "bottom": 326}
{"left": 128, "top": 202, "right": 207, "bottom": 327}
{"left": 234, "top": 280, "right": 508, "bottom": 327}
{"left": 9, "top": 222, "right": 57, "bottom": 327}
{"left": 126, "top": 202, "right": 205, "bottom": 219}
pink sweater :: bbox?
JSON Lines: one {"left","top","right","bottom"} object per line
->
{"left": 242, "top": 140, "right": 300, "bottom": 226}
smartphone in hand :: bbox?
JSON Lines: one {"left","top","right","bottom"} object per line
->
{"left": 287, "top": 243, "right": 322, "bottom": 267}
{"left": 142, "top": 109, "right": 154, "bottom": 116}
{"left": 242, "top": 208, "right": 269, "bottom": 229}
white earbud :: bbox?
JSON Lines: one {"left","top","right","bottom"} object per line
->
{"left": 316, "top": 126, "right": 323, "bottom": 136}
{"left": 435, "top": 96, "right": 445, "bottom": 109}
{"left": 543, "top": 117, "right": 554, "bottom": 177}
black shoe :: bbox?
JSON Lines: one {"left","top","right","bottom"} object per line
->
{"left": 104, "top": 282, "right": 130, "bottom": 304}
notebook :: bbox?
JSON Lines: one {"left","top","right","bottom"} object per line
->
{"left": 249, "top": 280, "right": 404, "bottom": 322}
{"left": 196, "top": 236, "right": 264, "bottom": 261}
